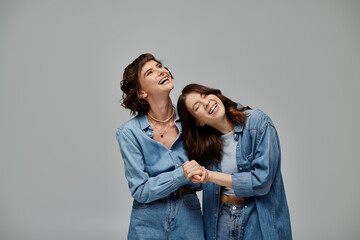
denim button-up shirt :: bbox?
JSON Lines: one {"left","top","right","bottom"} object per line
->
{"left": 116, "top": 108, "right": 199, "bottom": 203}
{"left": 202, "top": 107, "right": 292, "bottom": 239}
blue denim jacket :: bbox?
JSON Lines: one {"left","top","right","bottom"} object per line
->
{"left": 116, "top": 108, "right": 200, "bottom": 203}
{"left": 202, "top": 107, "right": 292, "bottom": 239}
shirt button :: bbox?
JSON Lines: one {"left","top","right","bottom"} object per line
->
{"left": 241, "top": 226, "right": 244, "bottom": 230}
{"left": 232, "top": 206, "right": 237, "bottom": 210}
{"left": 239, "top": 167, "right": 243, "bottom": 171}
{"left": 214, "top": 214, "right": 216, "bottom": 217}
{"left": 245, "top": 205, "right": 247, "bottom": 208}
{"left": 176, "top": 164, "right": 179, "bottom": 167}
{"left": 237, "top": 146, "right": 239, "bottom": 148}
{"left": 215, "top": 191, "right": 218, "bottom": 194}
{"left": 148, "top": 132, "right": 151, "bottom": 135}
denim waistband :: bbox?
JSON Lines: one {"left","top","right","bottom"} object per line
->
{"left": 219, "top": 201, "right": 244, "bottom": 215}
{"left": 160, "top": 188, "right": 196, "bottom": 201}
{"left": 219, "top": 197, "right": 254, "bottom": 214}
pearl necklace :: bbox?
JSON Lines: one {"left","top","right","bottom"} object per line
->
{"left": 147, "top": 106, "right": 175, "bottom": 123}
{"left": 147, "top": 107, "right": 175, "bottom": 138}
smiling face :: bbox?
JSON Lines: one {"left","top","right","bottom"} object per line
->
{"left": 185, "top": 92, "right": 227, "bottom": 128}
{"left": 137, "top": 60, "right": 174, "bottom": 100}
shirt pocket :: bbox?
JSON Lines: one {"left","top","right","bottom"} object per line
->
{"left": 239, "top": 146, "right": 253, "bottom": 172}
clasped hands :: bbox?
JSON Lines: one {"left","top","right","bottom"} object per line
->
{"left": 182, "top": 160, "right": 209, "bottom": 184}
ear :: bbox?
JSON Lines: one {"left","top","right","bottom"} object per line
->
{"left": 138, "top": 90, "right": 148, "bottom": 99}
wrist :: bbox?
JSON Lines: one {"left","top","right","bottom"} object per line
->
{"left": 207, "top": 170, "right": 214, "bottom": 182}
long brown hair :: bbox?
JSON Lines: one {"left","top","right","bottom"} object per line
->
{"left": 177, "top": 84, "right": 251, "bottom": 166}
{"left": 120, "top": 53, "right": 173, "bottom": 115}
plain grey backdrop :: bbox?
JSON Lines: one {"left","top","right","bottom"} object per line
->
{"left": 1, "top": 0, "right": 359, "bottom": 239}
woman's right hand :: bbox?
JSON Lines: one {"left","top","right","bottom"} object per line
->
{"left": 190, "top": 166, "right": 209, "bottom": 184}
{"left": 183, "top": 160, "right": 233, "bottom": 188}
{"left": 182, "top": 160, "right": 209, "bottom": 184}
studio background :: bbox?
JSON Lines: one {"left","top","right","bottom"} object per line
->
{"left": 1, "top": 1, "right": 359, "bottom": 239}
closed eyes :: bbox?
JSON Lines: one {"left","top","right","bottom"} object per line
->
{"left": 193, "top": 103, "right": 200, "bottom": 112}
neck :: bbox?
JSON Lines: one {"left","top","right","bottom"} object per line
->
{"left": 213, "top": 117, "right": 234, "bottom": 135}
{"left": 147, "top": 97, "right": 173, "bottom": 121}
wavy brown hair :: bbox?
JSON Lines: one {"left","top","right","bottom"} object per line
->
{"left": 120, "top": 53, "right": 173, "bottom": 115}
{"left": 177, "top": 84, "right": 251, "bottom": 166}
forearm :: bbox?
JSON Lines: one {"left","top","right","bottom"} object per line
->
{"left": 208, "top": 170, "right": 233, "bottom": 189}
{"left": 128, "top": 167, "right": 187, "bottom": 203}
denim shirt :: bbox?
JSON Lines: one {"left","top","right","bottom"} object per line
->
{"left": 202, "top": 107, "right": 292, "bottom": 239}
{"left": 116, "top": 107, "right": 199, "bottom": 203}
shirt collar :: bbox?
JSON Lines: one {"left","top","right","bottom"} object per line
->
{"left": 138, "top": 104, "right": 180, "bottom": 130}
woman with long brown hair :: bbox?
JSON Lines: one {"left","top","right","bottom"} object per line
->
{"left": 177, "top": 83, "right": 292, "bottom": 240}
{"left": 116, "top": 55, "right": 204, "bottom": 239}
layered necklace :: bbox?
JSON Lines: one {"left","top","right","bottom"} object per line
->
{"left": 147, "top": 106, "right": 175, "bottom": 138}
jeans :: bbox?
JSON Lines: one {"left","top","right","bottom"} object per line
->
{"left": 128, "top": 193, "right": 204, "bottom": 240}
{"left": 216, "top": 201, "right": 260, "bottom": 240}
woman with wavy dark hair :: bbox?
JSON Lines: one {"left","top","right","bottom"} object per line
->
{"left": 177, "top": 84, "right": 292, "bottom": 240}
{"left": 116, "top": 54, "right": 204, "bottom": 239}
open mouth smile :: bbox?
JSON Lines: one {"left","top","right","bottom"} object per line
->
{"left": 209, "top": 103, "right": 218, "bottom": 114}
{"left": 159, "top": 76, "right": 169, "bottom": 85}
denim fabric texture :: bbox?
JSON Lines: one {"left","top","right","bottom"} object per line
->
{"left": 116, "top": 107, "right": 204, "bottom": 239}
{"left": 129, "top": 194, "right": 203, "bottom": 240}
{"left": 202, "top": 106, "right": 292, "bottom": 240}
{"left": 216, "top": 201, "right": 260, "bottom": 240}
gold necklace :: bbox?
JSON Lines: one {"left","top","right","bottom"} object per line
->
{"left": 149, "top": 116, "right": 174, "bottom": 138}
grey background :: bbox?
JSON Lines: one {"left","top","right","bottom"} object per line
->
{"left": 1, "top": 0, "right": 359, "bottom": 239}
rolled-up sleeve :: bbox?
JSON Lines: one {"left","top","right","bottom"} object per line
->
{"left": 232, "top": 120, "right": 281, "bottom": 197}
{"left": 116, "top": 127, "right": 187, "bottom": 203}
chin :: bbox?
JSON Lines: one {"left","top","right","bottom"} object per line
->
{"left": 159, "top": 84, "right": 174, "bottom": 95}
{"left": 166, "top": 82, "right": 174, "bottom": 91}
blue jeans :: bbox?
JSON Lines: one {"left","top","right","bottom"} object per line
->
{"left": 128, "top": 194, "right": 204, "bottom": 240}
{"left": 216, "top": 201, "right": 260, "bottom": 240}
